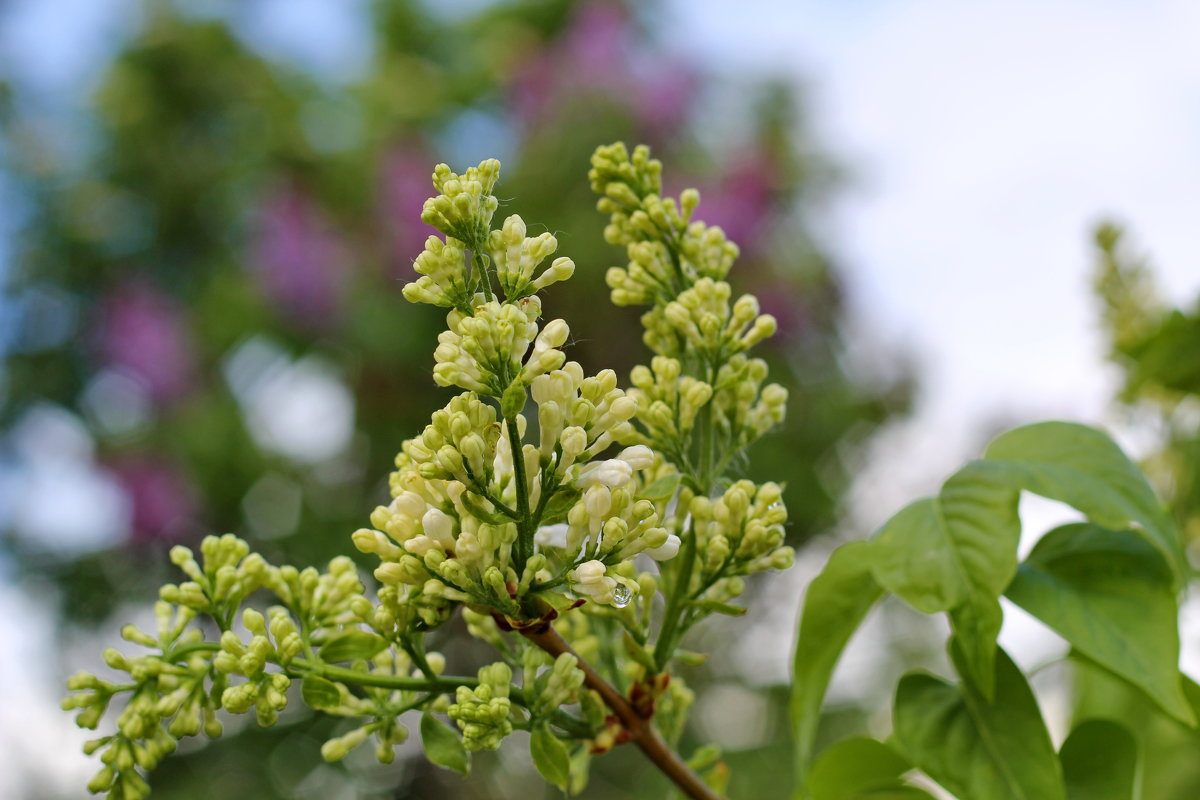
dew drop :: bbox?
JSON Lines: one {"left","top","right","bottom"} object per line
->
{"left": 611, "top": 585, "right": 632, "bottom": 609}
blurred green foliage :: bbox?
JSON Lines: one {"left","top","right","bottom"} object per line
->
{"left": 1080, "top": 223, "right": 1200, "bottom": 800}
{"left": 2, "top": 0, "right": 909, "bottom": 797}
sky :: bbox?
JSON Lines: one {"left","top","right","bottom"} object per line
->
{"left": 3, "top": 0, "right": 1200, "bottom": 793}
{"left": 665, "top": 0, "right": 1200, "bottom": 511}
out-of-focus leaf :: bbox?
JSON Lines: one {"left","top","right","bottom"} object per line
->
{"left": 870, "top": 463, "right": 1020, "bottom": 694}
{"left": 892, "top": 645, "right": 1064, "bottom": 800}
{"left": 531, "top": 724, "right": 570, "bottom": 790}
{"left": 792, "top": 541, "right": 884, "bottom": 786}
{"left": 300, "top": 675, "right": 341, "bottom": 710}
{"left": 420, "top": 712, "right": 469, "bottom": 775}
{"left": 1060, "top": 719, "right": 1138, "bottom": 800}
{"left": 317, "top": 631, "right": 388, "bottom": 663}
{"left": 808, "top": 737, "right": 931, "bottom": 800}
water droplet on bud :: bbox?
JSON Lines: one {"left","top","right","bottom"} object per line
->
{"left": 611, "top": 585, "right": 632, "bottom": 608}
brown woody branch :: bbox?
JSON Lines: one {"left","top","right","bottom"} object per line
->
{"left": 522, "top": 626, "right": 723, "bottom": 800}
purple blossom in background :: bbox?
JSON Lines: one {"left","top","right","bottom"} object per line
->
{"left": 251, "top": 181, "right": 345, "bottom": 326}
{"left": 379, "top": 143, "right": 439, "bottom": 277}
{"left": 97, "top": 282, "right": 194, "bottom": 405}
{"left": 694, "top": 152, "right": 777, "bottom": 252}
{"left": 510, "top": 0, "right": 696, "bottom": 136}
{"left": 633, "top": 61, "right": 696, "bottom": 136}
{"left": 754, "top": 277, "right": 808, "bottom": 346}
{"left": 109, "top": 455, "right": 199, "bottom": 544}
{"left": 564, "top": 1, "right": 626, "bottom": 73}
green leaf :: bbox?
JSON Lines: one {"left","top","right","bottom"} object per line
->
{"left": 420, "top": 712, "right": 469, "bottom": 775}
{"left": 808, "top": 737, "right": 932, "bottom": 800}
{"left": 539, "top": 487, "right": 581, "bottom": 526}
{"left": 531, "top": 723, "right": 571, "bottom": 790}
{"left": 1005, "top": 523, "right": 1194, "bottom": 725}
{"left": 318, "top": 630, "right": 389, "bottom": 663}
{"left": 984, "top": 421, "right": 1183, "bottom": 584}
{"left": 892, "top": 645, "right": 1064, "bottom": 800}
{"left": 300, "top": 675, "right": 342, "bottom": 710}
{"left": 792, "top": 541, "right": 884, "bottom": 784}
{"left": 1060, "top": 719, "right": 1138, "bottom": 800}
{"left": 869, "top": 463, "right": 1020, "bottom": 693}
{"left": 639, "top": 472, "right": 682, "bottom": 500}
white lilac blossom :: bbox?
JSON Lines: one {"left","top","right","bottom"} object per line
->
{"left": 65, "top": 145, "right": 791, "bottom": 800}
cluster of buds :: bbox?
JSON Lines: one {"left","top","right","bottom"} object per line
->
{"left": 689, "top": 480, "right": 793, "bottom": 599}
{"left": 421, "top": 159, "right": 500, "bottom": 246}
{"left": 402, "top": 235, "right": 471, "bottom": 309}
{"left": 213, "top": 607, "right": 298, "bottom": 725}
{"left": 624, "top": 356, "right": 714, "bottom": 446}
{"left": 433, "top": 297, "right": 569, "bottom": 396}
{"left": 606, "top": 225, "right": 737, "bottom": 307}
{"left": 400, "top": 391, "right": 501, "bottom": 489}
{"left": 711, "top": 354, "right": 789, "bottom": 451}
{"left": 555, "top": 446, "right": 679, "bottom": 562}
{"left": 621, "top": 354, "right": 787, "bottom": 463}
{"left": 529, "top": 363, "right": 638, "bottom": 466}
{"left": 448, "top": 662, "right": 514, "bottom": 751}
{"left": 647, "top": 277, "right": 777, "bottom": 360}
{"left": 590, "top": 143, "right": 739, "bottom": 305}
{"left": 360, "top": 434, "right": 522, "bottom": 616}
{"left": 259, "top": 555, "right": 367, "bottom": 631}
{"left": 489, "top": 214, "right": 576, "bottom": 299}
{"left": 64, "top": 602, "right": 222, "bottom": 800}
{"left": 159, "top": 534, "right": 269, "bottom": 617}
{"left": 522, "top": 649, "right": 586, "bottom": 718}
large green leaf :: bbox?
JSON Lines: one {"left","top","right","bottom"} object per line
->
{"left": 792, "top": 541, "right": 884, "bottom": 789}
{"left": 1005, "top": 523, "right": 1193, "bottom": 725}
{"left": 808, "top": 737, "right": 933, "bottom": 800}
{"left": 1059, "top": 719, "right": 1138, "bottom": 800}
{"left": 984, "top": 421, "right": 1183, "bottom": 584}
{"left": 893, "top": 645, "right": 1064, "bottom": 800}
{"left": 870, "top": 463, "right": 1020, "bottom": 692}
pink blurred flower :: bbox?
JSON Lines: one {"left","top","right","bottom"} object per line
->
{"left": 694, "top": 153, "right": 778, "bottom": 253}
{"left": 634, "top": 62, "right": 696, "bottom": 135}
{"left": 97, "top": 282, "right": 194, "bottom": 404}
{"left": 754, "top": 277, "right": 809, "bottom": 345}
{"left": 110, "top": 455, "right": 199, "bottom": 544}
{"left": 564, "top": 1, "right": 626, "bottom": 73}
{"left": 509, "top": 1, "right": 696, "bottom": 136}
{"left": 379, "top": 142, "right": 439, "bottom": 277}
{"left": 251, "top": 181, "right": 345, "bottom": 326}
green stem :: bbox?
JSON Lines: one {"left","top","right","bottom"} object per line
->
{"left": 290, "top": 659, "right": 593, "bottom": 739}
{"left": 471, "top": 249, "right": 495, "bottom": 302}
{"left": 165, "top": 641, "right": 220, "bottom": 661}
{"left": 290, "top": 659, "right": 475, "bottom": 693}
{"left": 507, "top": 415, "right": 534, "bottom": 575}
{"left": 402, "top": 636, "right": 437, "bottom": 680}
{"left": 653, "top": 518, "right": 697, "bottom": 671}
